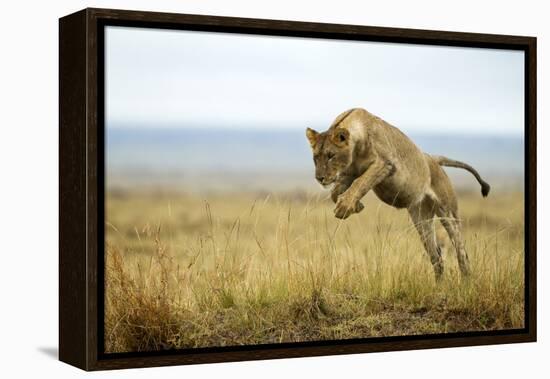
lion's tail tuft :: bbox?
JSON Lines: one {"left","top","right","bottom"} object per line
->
{"left": 433, "top": 155, "right": 490, "bottom": 197}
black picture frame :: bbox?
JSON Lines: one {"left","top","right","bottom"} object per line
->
{"left": 59, "top": 7, "right": 537, "bottom": 371}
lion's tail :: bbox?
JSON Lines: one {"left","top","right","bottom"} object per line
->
{"left": 433, "top": 155, "right": 491, "bottom": 197}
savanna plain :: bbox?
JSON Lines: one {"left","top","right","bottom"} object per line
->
{"left": 105, "top": 186, "right": 524, "bottom": 353}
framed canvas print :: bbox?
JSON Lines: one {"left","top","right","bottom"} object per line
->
{"left": 59, "top": 8, "right": 537, "bottom": 371}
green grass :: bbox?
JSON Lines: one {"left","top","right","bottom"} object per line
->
{"left": 105, "top": 190, "right": 524, "bottom": 353}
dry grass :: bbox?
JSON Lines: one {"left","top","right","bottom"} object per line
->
{"left": 105, "top": 190, "right": 524, "bottom": 353}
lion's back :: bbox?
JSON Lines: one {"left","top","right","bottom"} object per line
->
{"left": 352, "top": 108, "right": 432, "bottom": 207}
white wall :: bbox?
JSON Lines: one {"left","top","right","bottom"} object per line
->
{"left": 0, "top": 0, "right": 547, "bottom": 377}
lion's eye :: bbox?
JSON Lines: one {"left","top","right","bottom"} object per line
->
{"left": 327, "top": 153, "right": 335, "bottom": 160}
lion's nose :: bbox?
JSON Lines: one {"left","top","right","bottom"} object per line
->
{"left": 316, "top": 176, "right": 325, "bottom": 183}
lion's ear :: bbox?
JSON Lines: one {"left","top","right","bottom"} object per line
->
{"left": 332, "top": 128, "right": 350, "bottom": 146}
{"left": 306, "top": 128, "right": 319, "bottom": 148}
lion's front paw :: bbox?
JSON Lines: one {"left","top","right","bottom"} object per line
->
{"left": 334, "top": 195, "right": 360, "bottom": 219}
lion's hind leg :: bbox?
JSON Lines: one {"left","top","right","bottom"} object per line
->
{"left": 428, "top": 160, "right": 471, "bottom": 278}
{"left": 426, "top": 155, "right": 470, "bottom": 278}
{"left": 408, "top": 197, "right": 444, "bottom": 281}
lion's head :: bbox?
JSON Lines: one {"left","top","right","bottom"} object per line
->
{"left": 305, "top": 127, "right": 353, "bottom": 186}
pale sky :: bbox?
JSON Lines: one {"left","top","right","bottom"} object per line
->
{"left": 105, "top": 26, "right": 524, "bottom": 136}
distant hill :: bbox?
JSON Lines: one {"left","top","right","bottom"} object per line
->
{"left": 106, "top": 127, "right": 524, "bottom": 192}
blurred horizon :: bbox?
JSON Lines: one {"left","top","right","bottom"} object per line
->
{"left": 106, "top": 126, "right": 524, "bottom": 194}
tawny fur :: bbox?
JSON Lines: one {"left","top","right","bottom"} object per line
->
{"left": 306, "top": 108, "right": 490, "bottom": 279}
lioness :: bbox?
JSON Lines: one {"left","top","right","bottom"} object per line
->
{"left": 306, "top": 108, "right": 490, "bottom": 280}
